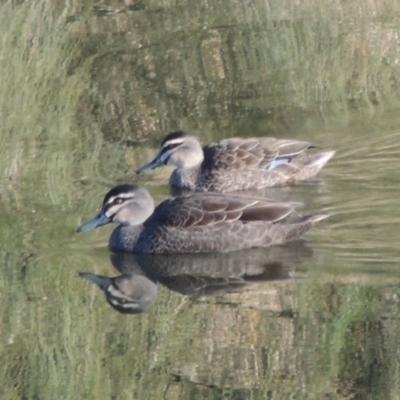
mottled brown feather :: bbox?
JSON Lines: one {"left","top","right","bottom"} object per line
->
{"left": 202, "top": 138, "right": 279, "bottom": 174}
{"left": 145, "top": 193, "right": 298, "bottom": 230}
{"left": 137, "top": 133, "right": 334, "bottom": 192}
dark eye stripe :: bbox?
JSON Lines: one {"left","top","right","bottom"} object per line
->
{"left": 161, "top": 142, "right": 181, "bottom": 153}
{"left": 104, "top": 196, "right": 132, "bottom": 213}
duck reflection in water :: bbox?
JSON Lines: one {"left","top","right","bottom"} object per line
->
{"left": 79, "top": 242, "right": 314, "bottom": 314}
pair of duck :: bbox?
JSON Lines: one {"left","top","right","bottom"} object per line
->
{"left": 78, "top": 131, "right": 335, "bottom": 254}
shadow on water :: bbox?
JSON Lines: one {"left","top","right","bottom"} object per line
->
{"left": 79, "top": 242, "right": 313, "bottom": 314}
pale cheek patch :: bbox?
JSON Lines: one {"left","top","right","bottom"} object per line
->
{"left": 107, "top": 285, "right": 121, "bottom": 297}
{"left": 171, "top": 147, "right": 203, "bottom": 168}
{"left": 105, "top": 205, "right": 120, "bottom": 218}
{"left": 168, "top": 152, "right": 185, "bottom": 168}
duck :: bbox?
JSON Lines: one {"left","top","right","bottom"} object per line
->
{"left": 79, "top": 271, "right": 157, "bottom": 314}
{"left": 77, "top": 184, "right": 327, "bottom": 254}
{"left": 79, "top": 243, "right": 314, "bottom": 313}
{"left": 136, "top": 131, "right": 335, "bottom": 192}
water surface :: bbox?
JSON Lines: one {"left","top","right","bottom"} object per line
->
{"left": 1, "top": 1, "right": 400, "bottom": 399}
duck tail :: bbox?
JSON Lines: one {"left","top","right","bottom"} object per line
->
{"left": 280, "top": 213, "right": 329, "bottom": 243}
{"left": 307, "top": 150, "right": 336, "bottom": 170}
{"left": 303, "top": 213, "right": 330, "bottom": 224}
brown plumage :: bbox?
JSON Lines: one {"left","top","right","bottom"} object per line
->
{"left": 136, "top": 132, "right": 335, "bottom": 192}
{"left": 77, "top": 184, "right": 328, "bottom": 254}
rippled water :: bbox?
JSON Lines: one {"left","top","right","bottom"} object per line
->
{"left": 2, "top": 1, "right": 400, "bottom": 399}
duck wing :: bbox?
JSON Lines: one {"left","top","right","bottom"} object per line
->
{"left": 145, "top": 192, "right": 301, "bottom": 229}
{"left": 202, "top": 137, "right": 312, "bottom": 172}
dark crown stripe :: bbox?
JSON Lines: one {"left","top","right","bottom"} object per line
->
{"left": 160, "top": 142, "right": 182, "bottom": 155}
{"left": 103, "top": 184, "right": 139, "bottom": 205}
{"left": 161, "top": 131, "right": 189, "bottom": 146}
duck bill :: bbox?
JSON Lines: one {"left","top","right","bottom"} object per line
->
{"left": 136, "top": 155, "right": 165, "bottom": 175}
{"left": 77, "top": 211, "right": 111, "bottom": 232}
{"left": 79, "top": 272, "right": 112, "bottom": 291}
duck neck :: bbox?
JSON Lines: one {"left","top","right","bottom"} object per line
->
{"left": 109, "top": 225, "right": 144, "bottom": 252}
{"left": 170, "top": 164, "right": 202, "bottom": 190}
